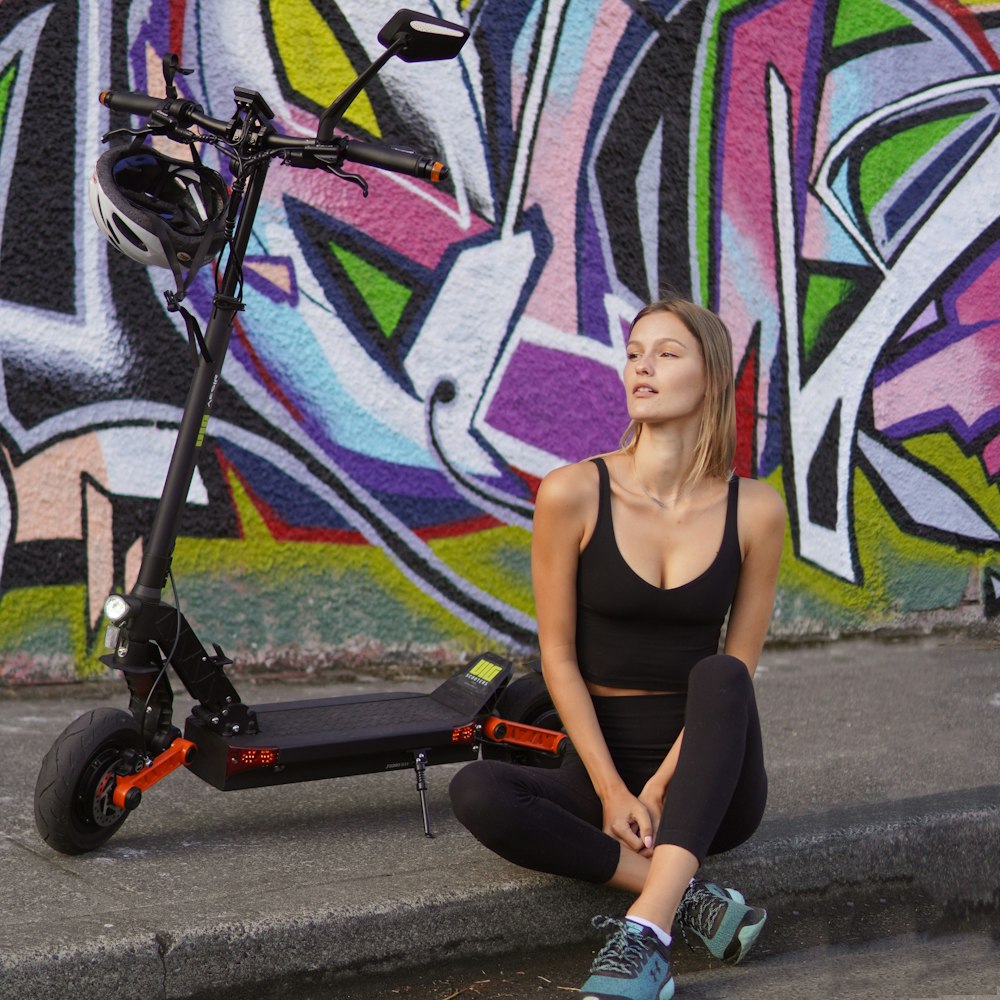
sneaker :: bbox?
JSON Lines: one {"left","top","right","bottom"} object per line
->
{"left": 675, "top": 877, "right": 767, "bottom": 964}
{"left": 579, "top": 916, "right": 674, "bottom": 1000}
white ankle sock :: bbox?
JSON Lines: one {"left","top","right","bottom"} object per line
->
{"left": 625, "top": 916, "right": 672, "bottom": 948}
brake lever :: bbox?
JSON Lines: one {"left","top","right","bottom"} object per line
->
{"left": 102, "top": 108, "right": 198, "bottom": 146}
{"left": 280, "top": 147, "right": 369, "bottom": 196}
{"left": 321, "top": 161, "right": 369, "bottom": 197}
{"left": 102, "top": 125, "right": 150, "bottom": 143}
{"left": 102, "top": 123, "right": 199, "bottom": 145}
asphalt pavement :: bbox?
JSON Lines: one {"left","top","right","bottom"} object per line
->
{"left": 1, "top": 634, "right": 998, "bottom": 999}
{"left": 333, "top": 930, "right": 1000, "bottom": 1000}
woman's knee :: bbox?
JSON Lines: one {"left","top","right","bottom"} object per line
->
{"left": 448, "top": 760, "right": 521, "bottom": 842}
{"left": 449, "top": 761, "right": 494, "bottom": 822}
{"left": 688, "top": 653, "right": 752, "bottom": 705}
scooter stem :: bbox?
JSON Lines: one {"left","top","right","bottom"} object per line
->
{"left": 133, "top": 164, "right": 267, "bottom": 600}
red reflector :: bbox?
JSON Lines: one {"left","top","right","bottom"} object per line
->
{"left": 451, "top": 724, "right": 477, "bottom": 745}
{"left": 226, "top": 746, "right": 279, "bottom": 775}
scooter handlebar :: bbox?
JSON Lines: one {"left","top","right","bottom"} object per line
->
{"left": 100, "top": 89, "right": 169, "bottom": 116}
{"left": 100, "top": 90, "right": 231, "bottom": 136}
{"left": 99, "top": 90, "right": 449, "bottom": 183}
{"left": 340, "top": 138, "right": 448, "bottom": 183}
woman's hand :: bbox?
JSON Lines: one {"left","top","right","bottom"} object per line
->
{"left": 637, "top": 778, "right": 668, "bottom": 841}
{"left": 601, "top": 785, "right": 656, "bottom": 857}
{"left": 635, "top": 731, "right": 680, "bottom": 839}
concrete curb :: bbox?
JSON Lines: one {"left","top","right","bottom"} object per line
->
{"left": 4, "top": 785, "right": 998, "bottom": 1000}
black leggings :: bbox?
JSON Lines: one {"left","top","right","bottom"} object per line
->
{"left": 449, "top": 654, "right": 767, "bottom": 884}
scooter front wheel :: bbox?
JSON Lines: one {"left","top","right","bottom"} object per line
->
{"left": 34, "top": 708, "right": 143, "bottom": 855}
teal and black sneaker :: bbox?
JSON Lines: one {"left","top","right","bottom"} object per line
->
{"left": 579, "top": 916, "right": 674, "bottom": 1000}
{"left": 675, "top": 877, "right": 767, "bottom": 964}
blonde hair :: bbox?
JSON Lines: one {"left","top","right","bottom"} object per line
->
{"left": 619, "top": 297, "right": 736, "bottom": 483}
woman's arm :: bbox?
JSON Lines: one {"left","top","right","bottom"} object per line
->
{"left": 532, "top": 463, "right": 656, "bottom": 854}
{"left": 724, "top": 478, "right": 786, "bottom": 675}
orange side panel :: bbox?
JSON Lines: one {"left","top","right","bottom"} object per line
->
{"left": 112, "top": 737, "right": 197, "bottom": 809}
{"left": 482, "top": 716, "right": 567, "bottom": 756}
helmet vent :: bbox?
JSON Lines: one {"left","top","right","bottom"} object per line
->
{"left": 112, "top": 212, "right": 149, "bottom": 253}
{"left": 95, "top": 201, "right": 121, "bottom": 247}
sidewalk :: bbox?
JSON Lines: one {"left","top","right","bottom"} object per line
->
{"left": 1, "top": 635, "right": 998, "bottom": 999}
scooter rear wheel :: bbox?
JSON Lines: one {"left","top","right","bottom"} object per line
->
{"left": 34, "top": 708, "right": 143, "bottom": 855}
{"left": 486, "top": 670, "right": 564, "bottom": 767}
{"left": 495, "top": 669, "right": 561, "bottom": 731}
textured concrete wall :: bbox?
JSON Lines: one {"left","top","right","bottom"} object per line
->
{"left": 0, "top": 0, "right": 997, "bottom": 683}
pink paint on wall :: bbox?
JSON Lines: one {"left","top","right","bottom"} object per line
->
{"left": 272, "top": 156, "right": 492, "bottom": 271}
{"left": 523, "top": 4, "right": 632, "bottom": 333}
{"left": 873, "top": 323, "right": 1000, "bottom": 440}
{"left": 983, "top": 435, "right": 1000, "bottom": 478}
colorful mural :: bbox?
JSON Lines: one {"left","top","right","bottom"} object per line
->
{"left": 0, "top": 0, "right": 996, "bottom": 683}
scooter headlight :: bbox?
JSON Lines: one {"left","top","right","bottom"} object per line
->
{"left": 104, "top": 594, "right": 134, "bottom": 625}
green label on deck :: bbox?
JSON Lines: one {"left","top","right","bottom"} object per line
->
{"left": 467, "top": 659, "right": 502, "bottom": 684}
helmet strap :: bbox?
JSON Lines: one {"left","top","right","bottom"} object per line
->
{"left": 161, "top": 159, "right": 229, "bottom": 369}
{"left": 165, "top": 290, "right": 213, "bottom": 367}
{"left": 118, "top": 138, "right": 232, "bottom": 368}
{"left": 162, "top": 216, "right": 225, "bottom": 368}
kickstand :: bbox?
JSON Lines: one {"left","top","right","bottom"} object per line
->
{"left": 412, "top": 750, "right": 434, "bottom": 838}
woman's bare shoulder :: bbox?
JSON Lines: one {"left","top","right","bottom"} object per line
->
{"left": 535, "top": 458, "right": 602, "bottom": 512}
{"left": 737, "top": 477, "right": 786, "bottom": 533}
{"left": 534, "top": 460, "right": 602, "bottom": 551}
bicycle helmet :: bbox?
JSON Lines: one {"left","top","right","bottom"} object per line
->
{"left": 89, "top": 145, "right": 229, "bottom": 275}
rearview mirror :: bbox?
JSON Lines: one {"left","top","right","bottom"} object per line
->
{"left": 377, "top": 9, "right": 469, "bottom": 62}
{"left": 317, "top": 9, "right": 468, "bottom": 141}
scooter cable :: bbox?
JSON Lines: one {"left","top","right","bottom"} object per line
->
{"left": 139, "top": 568, "right": 183, "bottom": 754}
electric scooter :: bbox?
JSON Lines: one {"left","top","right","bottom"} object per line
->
{"left": 33, "top": 8, "right": 563, "bottom": 858}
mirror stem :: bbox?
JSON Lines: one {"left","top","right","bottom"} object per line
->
{"left": 317, "top": 36, "right": 406, "bottom": 142}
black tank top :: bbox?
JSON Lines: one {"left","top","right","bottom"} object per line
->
{"left": 575, "top": 458, "right": 742, "bottom": 692}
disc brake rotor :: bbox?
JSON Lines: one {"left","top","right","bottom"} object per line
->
{"left": 76, "top": 748, "right": 126, "bottom": 828}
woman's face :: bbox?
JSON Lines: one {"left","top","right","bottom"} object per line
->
{"left": 623, "top": 310, "right": 707, "bottom": 426}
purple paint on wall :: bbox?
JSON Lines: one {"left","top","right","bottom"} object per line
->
{"left": 578, "top": 202, "right": 614, "bottom": 344}
{"left": 486, "top": 341, "right": 627, "bottom": 462}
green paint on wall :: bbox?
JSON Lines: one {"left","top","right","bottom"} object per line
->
{"left": 169, "top": 470, "right": 495, "bottom": 657}
{"left": 766, "top": 469, "right": 870, "bottom": 631}
{"left": 329, "top": 242, "right": 411, "bottom": 337}
{"left": 267, "top": 0, "right": 380, "bottom": 137}
{"left": 832, "top": 0, "right": 912, "bottom": 49}
{"left": 0, "top": 585, "right": 91, "bottom": 669}
{"left": 428, "top": 525, "right": 535, "bottom": 618}
{"left": 0, "top": 58, "right": 18, "bottom": 140}
{"left": 853, "top": 477, "right": 972, "bottom": 615}
{"left": 774, "top": 463, "right": 987, "bottom": 630}
{"left": 859, "top": 112, "right": 973, "bottom": 214}
{"left": 801, "top": 272, "right": 855, "bottom": 358}
{"left": 900, "top": 433, "right": 1000, "bottom": 533}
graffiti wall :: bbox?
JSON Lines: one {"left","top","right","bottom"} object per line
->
{"left": 0, "top": 0, "right": 997, "bottom": 683}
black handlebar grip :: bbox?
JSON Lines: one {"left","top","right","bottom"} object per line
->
{"left": 100, "top": 90, "right": 206, "bottom": 121}
{"left": 341, "top": 139, "right": 448, "bottom": 183}
{"left": 100, "top": 90, "right": 164, "bottom": 115}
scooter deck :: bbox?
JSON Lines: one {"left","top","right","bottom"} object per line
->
{"left": 184, "top": 653, "right": 511, "bottom": 790}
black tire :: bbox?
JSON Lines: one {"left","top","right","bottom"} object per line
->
{"left": 486, "top": 671, "right": 564, "bottom": 767}
{"left": 494, "top": 670, "right": 562, "bottom": 731}
{"left": 34, "top": 708, "right": 143, "bottom": 855}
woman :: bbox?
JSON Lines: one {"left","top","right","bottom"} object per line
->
{"left": 450, "top": 297, "right": 785, "bottom": 1000}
